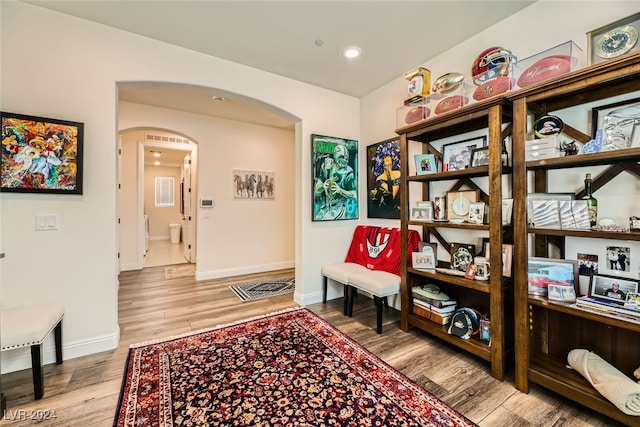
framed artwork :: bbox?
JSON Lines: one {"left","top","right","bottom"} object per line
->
{"left": 414, "top": 153, "right": 438, "bottom": 175}
{"left": 587, "top": 12, "right": 640, "bottom": 65}
{"left": 312, "top": 134, "right": 358, "bottom": 221}
{"left": 411, "top": 206, "right": 433, "bottom": 221}
{"left": 468, "top": 201, "right": 485, "bottom": 224}
{"left": 367, "top": 138, "right": 400, "bottom": 219}
{"left": 590, "top": 97, "right": 640, "bottom": 151}
{"left": 412, "top": 251, "right": 436, "bottom": 270}
{"left": 1, "top": 111, "right": 84, "bottom": 194}
{"left": 527, "top": 257, "right": 578, "bottom": 297}
{"left": 469, "top": 147, "right": 490, "bottom": 167}
{"left": 446, "top": 189, "right": 480, "bottom": 221}
{"left": 232, "top": 170, "right": 275, "bottom": 199}
{"left": 589, "top": 273, "right": 639, "bottom": 305}
{"left": 485, "top": 242, "right": 514, "bottom": 278}
{"left": 442, "top": 136, "right": 486, "bottom": 172}
{"left": 450, "top": 242, "right": 475, "bottom": 272}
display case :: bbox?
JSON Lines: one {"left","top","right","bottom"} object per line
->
{"left": 513, "top": 41, "right": 584, "bottom": 89}
{"left": 510, "top": 51, "right": 640, "bottom": 426}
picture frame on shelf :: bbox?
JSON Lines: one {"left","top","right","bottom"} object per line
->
{"left": 446, "top": 189, "right": 480, "bottom": 221}
{"left": 0, "top": 111, "right": 84, "bottom": 194}
{"left": 527, "top": 192, "right": 574, "bottom": 227}
{"left": 414, "top": 153, "right": 438, "bottom": 175}
{"left": 502, "top": 198, "right": 514, "bottom": 225}
{"left": 590, "top": 97, "right": 640, "bottom": 151}
{"left": 419, "top": 241, "right": 438, "bottom": 257}
{"left": 411, "top": 206, "right": 433, "bottom": 221}
{"left": 450, "top": 242, "right": 475, "bottom": 272}
{"left": 589, "top": 273, "right": 639, "bottom": 305}
{"left": 468, "top": 201, "right": 485, "bottom": 224}
{"left": 469, "top": 147, "right": 490, "bottom": 167}
{"left": 548, "top": 284, "right": 577, "bottom": 303}
{"left": 412, "top": 244, "right": 437, "bottom": 270}
{"left": 587, "top": 12, "right": 640, "bottom": 66}
{"left": 485, "top": 243, "right": 514, "bottom": 278}
{"left": 442, "top": 136, "right": 487, "bottom": 172}
{"left": 527, "top": 257, "right": 578, "bottom": 297}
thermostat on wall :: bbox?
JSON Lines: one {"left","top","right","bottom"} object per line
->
{"left": 200, "top": 198, "right": 214, "bottom": 208}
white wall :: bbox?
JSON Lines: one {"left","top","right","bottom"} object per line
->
{"left": 0, "top": 1, "right": 359, "bottom": 373}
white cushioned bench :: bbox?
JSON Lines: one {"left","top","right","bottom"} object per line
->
{"left": 1, "top": 304, "right": 64, "bottom": 400}
{"left": 321, "top": 226, "right": 420, "bottom": 334}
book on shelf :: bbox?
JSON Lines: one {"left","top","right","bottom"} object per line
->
{"left": 413, "top": 298, "right": 457, "bottom": 314}
{"left": 412, "top": 304, "right": 452, "bottom": 325}
{"left": 412, "top": 287, "right": 457, "bottom": 308}
{"left": 572, "top": 296, "right": 640, "bottom": 324}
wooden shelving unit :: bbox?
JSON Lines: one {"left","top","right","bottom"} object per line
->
{"left": 396, "top": 97, "right": 514, "bottom": 381}
{"left": 509, "top": 51, "right": 640, "bottom": 426}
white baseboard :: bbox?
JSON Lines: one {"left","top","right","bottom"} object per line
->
{"left": 120, "top": 262, "right": 140, "bottom": 271}
{"left": 0, "top": 327, "right": 120, "bottom": 374}
{"left": 195, "top": 261, "right": 294, "bottom": 281}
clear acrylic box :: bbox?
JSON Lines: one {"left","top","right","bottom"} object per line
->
{"left": 514, "top": 41, "right": 584, "bottom": 89}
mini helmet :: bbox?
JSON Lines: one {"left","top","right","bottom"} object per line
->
{"left": 471, "top": 46, "right": 516, "bottom": 85}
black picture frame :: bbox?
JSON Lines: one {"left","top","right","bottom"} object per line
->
{"left": 590, "top": 97, "right": 640, "bottom": 150}
{"left": 470, "top": 147, "right": 490, "bottom": 167}
{"left": 1, "top": 111, "right": 84, "bottom": 194}
{"left": 441, "top": 136, "right": 486, "bottom": 172}
{"left": 366, "top": 137, "right": 400, "bottom": 219}
{"left": 589, "top": 273, "right": 639, "bottom": 305}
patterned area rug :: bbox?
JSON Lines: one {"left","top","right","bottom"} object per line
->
{"left": 114, "top": 307, "right": 477, "bottom": 426}
{"left": 229, "top": 276, "right": 295, "bottom": 301}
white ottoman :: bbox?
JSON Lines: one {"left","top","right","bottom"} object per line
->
{"left": 1, "top": 304, "right": 64, "bottom": 399}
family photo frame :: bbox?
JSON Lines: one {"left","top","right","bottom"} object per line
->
{"left": 1, "top": 111, "right": 84, "bottom": 194}
{"left": 442, "top": 136, "right": 487, "bottom": 172}
{"left": 589, "top": 273, "right": 639, "bottom": 305}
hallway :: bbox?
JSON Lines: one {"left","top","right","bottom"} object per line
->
{"left": 144, "top": 240, "right": 189, "bottom": 268}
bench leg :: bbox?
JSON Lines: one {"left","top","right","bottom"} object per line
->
{"left": 30, "top": 344, "right": 44, "bottom": 400}
{"left": 322, "top": 276, "right": 328, "bottom": 303}
{"left": 343, "top": 284, "right": 349, "bottom": 315}
{"left": 54, "top": 320, "right": 63, "bottom": 364}
{"left": 347, "top": 287, "right": 357, "bottom": 317}
{"left": 373, "top": 296, "right": 388, "bottom": 334}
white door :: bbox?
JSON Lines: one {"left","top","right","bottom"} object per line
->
{"left": 182, "top": 153, "right": 192, "bottom": 262}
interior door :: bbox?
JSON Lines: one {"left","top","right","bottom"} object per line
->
{"left": 182, "top": 153, "right": 192, "bottom": 262}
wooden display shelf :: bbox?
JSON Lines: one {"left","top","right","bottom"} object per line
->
{"left": 408, "top": 267, "right": 491, "bottom": 293}
{"left": 527, "top": 228, "right": 640, "bottom": 241}
{"left": 526, "top": 147, "right": 640, "bottom": 170}
{"left": 407, "top": 313, "right": 491, "bottom": 361}
{"left": 528, "top": 355, "right": 639, "bottom": 426}
{"left": 408, "top": 221, "right": 489, "bottom": 231}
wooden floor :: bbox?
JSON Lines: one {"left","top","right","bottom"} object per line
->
{"left": 0, "top": 266, "right": 624, "bottom": 426}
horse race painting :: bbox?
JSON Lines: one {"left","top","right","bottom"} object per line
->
{"left": 233, "top": 169, "right": 275, "bottom": 199}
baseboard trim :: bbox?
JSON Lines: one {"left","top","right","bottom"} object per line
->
{"left": 195, "top": 261, "right": 294, "bottom": 281}
{"left": 0, "top": 327, "right": 120, "bottom": 375}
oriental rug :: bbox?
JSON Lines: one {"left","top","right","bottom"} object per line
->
{"left": 229, "top": 276, "right": 295, "bottom": 301}
{"left": 114, "top": 307, "right": 477, "bottom": 427}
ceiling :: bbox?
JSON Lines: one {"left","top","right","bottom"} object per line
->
{"left": 25, "top": 1, "right": 535, "bottom": 126}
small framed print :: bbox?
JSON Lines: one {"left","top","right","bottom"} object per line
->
{"left": 411, "top": 206, "right": 433, "bottom": 221}
{"left": 528, "top": 257, "right": 578, "bottom": 297}
{"left": 412, "top": 251, "right": 436, "bottom": 270}
{"left": 486, "top": 243, "right": 514, "bottom": 278}
{"left": 587, "top": 12, "right": 640, "bottom": 65}
{"left": 442, "top": 136, "right": 487, "bottom": 172}
{"left": 548, "top": 284, "right": 576, "bottom": 303}
{"left": 590, "top": 97, "right": 640, "bottom": 151}
{"left": 469, "top": 147, "right": 490, "bottom": 167}
{"left": 446, "top": 190, "right": 480, "bottom": 221}
{"left": 468, "top": 202, "right": 485, "bottom": 224}
{"left": 533, "top": 115, "right": 564, "bottom": 139}
{"left": 589, "top": 273, "right": 639, "bottom": 305}
{"left": 414, "top": 153, "right": 438, "bottom": 175}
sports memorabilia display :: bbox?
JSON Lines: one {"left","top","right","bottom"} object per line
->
{"left": 473, "top": 75, "right": 512, "bottom": 101}
{"left": 587, "top": 12, "right": 640, "bottom": 65}
{"left": 517, "top": 55, "right": 574, "bottom": 88}
{"left": 434, "top": 95, "right": 469, "bottom": 115}
{"left": 404, "top": 67, "right": 431, "bottom": 105}
{"left": 471, "top": 46, "right": 516, "bottom": 86}
{"left": 533, "top": 115, "right": 564, "bottom": 138}
{"left": 432, "top": 72, "right": 465, "bottom": 94}
{"left": 404, "top": 105, "right": 430, "bottom": 125}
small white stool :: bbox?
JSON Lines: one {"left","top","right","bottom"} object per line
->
{"left": 1, "top": 304, "right": 64, "bottom": 400}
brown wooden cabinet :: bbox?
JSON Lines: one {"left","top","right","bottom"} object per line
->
{"left": 509, "top": 52, "right": 640, "bottom": 426}
{"left": 395, "top": 97, "right": 514, "bottom": 381}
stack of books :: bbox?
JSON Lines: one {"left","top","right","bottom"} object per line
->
{"left": 572, "top": 296, "right": 640, "bottom": 324}
{"left": 412, "top": 286, "right": 457, "bottom": 325}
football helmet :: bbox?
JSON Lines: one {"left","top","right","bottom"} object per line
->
{"left": 471, "top": 46, "right": 516, "bottom": 85}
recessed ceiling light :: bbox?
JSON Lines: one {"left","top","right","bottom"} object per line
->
{"left": 212, "top": 96, "right": 226, "bottom": 102}
{"left": 314, "top": 39, "right": 324, "bottom": 47}
{"left": 150, "top": 150, "right": 162, "bottom": 157}
{"left": 153, "top": 160, "right": 160, "bottom": 166}
{"left": 342, "top": 46, "right": 361, "bottom": 59}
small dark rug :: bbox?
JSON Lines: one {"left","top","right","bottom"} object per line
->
{"left": 229, "top": 276, "right": 295, "bottom": 301}
{"left": 114, "top": 307, "right": 477, "bottom": 426}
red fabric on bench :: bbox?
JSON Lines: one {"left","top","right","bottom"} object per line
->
{"left": 344, "top": 226, "right": 420, "bottom": 276}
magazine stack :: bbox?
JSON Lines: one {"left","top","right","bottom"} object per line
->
{"left": 572, "top": 296, "right": 640, "bottom": 324}
{"left": 412, "top": 284, "right": 457, "bottom": 325}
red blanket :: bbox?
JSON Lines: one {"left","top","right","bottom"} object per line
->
{"left": 344, "top": 226, "right": 420, "bottom": 276}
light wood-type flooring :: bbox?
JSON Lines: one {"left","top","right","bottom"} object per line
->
{"left": 0, "top": 267, "right": 624, "bottom": 426}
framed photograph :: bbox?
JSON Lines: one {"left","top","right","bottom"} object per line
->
{"left": 527, "top": 192, "right": 574, "bottom": 227}
{"left": 1, "top": 111, "right": 84, "bottom": 194}
{"left": 233, "top": 170, "right": 275, "bottom": 199}
{"left": 419, "top": 241, "right": 438, "bottom": 256}
{"left": 606, "top": 245, "right": 630, "bottom": 273}
{"left": 412, "top": 251, "right": 436, "bottom": 270}
{"left": 414, "top": 153, "right": 438, "bottom": 175}
{"left": 548, "top": 283, "right": 577, "bottom": 303}
{"left": 485, "top": 242, "right": 513, "bottom": 277}
{"left": 527, "top": 257, "right": 578, "bottom": 297}
{"left": 589, "top": 273, "right": 639, "bottom": 305}
{"left": 312, "top": 134, "right": 358, "bottom": 221}
{"left": 587, "top": 12, "right": 640, "bottom": 65}
{"left": 450, "top": 242, "right": 475, "bottom": 272}
{"left": 442, "top": 136, "right": 487, "bottom": 172}
{"left": 470, "top": 147, "right": 490, "bottom": 167}
{"left": 468, "top": 201, "right": 485, "bottom": 224}
{"left": 446, "top": 189, "right": 480, "bottom": 221}
{"left": 366, "top": 138, "right": 400, "bottom": 219}
{"left": 411, "top": 206, "right": 433, "bottom": 221}
{"left": 590, "top": 97, "right": 640, "bottom": 151}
